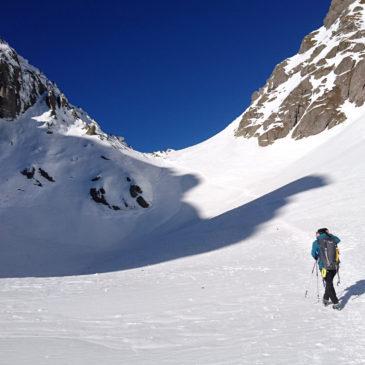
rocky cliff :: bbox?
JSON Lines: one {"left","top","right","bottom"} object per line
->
{"left": 0, "top": 39, "right": 110, "bottom": 137}
{"left": 235, "top": 0, "right": 365, "bottom": 146}
{"left": 0, "top": 39, "right": 63, "bottom": 119}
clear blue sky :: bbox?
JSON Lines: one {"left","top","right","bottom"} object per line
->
{"left": 2, "top": 0, "right": 330, "bottom": 152}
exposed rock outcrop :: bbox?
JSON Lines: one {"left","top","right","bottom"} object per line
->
{"left": 129, "top": 183, "right": 150, "bottom": 208}
{"left": 38, "top": 168, "right": 55, "bottom": 182}
{"left": 85, "top": 124, "right": 97, "bottom": 136}
{"left": 20, "top": 167, "right": 35, "bottom": 179}
{"left": 324, "top": 0, "right": 356, "bottom": 28}
{"left": 136, "top": 196, "right": 150, "bottom": 208}
{"left": 235, "top": 0, "right": 365, "bottom": 146}
{"left": 89, "top": 177, "right": 150, "bottom": 211}
{"left": 90, "top": 188, "right": 109, "bottom": 206}
{"left": 130, "top": 185, "right": 142, "bottom": 198}
{"left": 21, "top": 166, "right": 56, "bottom": 185}
{"left": 0, "top": 41, "right": 47, "bottom": 119}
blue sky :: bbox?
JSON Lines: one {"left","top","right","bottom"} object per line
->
{"left": 2, "top": 0, "right": 330, "bottom": 152}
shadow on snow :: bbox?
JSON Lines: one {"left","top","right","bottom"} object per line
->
{"left": 0, "top": 136, "right": 328, "bottom": 278}
{"left": 98, "top": 174, "right": 328, "bottom": 273}
{"left": 340, "top": 280, "right": 365, "bottom": 309}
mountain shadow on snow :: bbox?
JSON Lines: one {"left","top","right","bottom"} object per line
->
{"left": 100, "top": 174, "right": 328, "bottom": 273}
{"left": 0, "top": 130, "right": 328, "bottom": 279}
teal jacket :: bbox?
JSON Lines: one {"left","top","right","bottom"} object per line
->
{"left": 311, "top": 233, "right": 341, "bottom": 270}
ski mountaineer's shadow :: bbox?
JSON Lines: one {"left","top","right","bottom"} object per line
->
{"left": 101, "top": 174, "right": 328, "bottom": 272}
{"left": 339, "top": 280, "right": 365, "bottom": 309}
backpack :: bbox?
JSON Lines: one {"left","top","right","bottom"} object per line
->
{"left": 318, "top": 235, "right": 340, "bottom": 270}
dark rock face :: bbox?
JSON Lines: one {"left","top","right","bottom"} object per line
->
{"left": 38, "top": 168, "right": 55, "bottom": 182}
{"left": 20, "top": 167, "right": 49, "bottom": 187}
{"left": 89, "top": 177, "right": 150, "bottom": 211}
{"left": 21, "top": 167, "right": 35, "bottom": 179}
{"left": 130, "top": 185, "right": 143, "bottom": 198}
{"left": 128, "top": 183, "right": 150, "bottom": 208}
{"left": 0, "top": 40, "right": 57, "bottom": 120}
{"left": 235, "top": 0, "right": 365, "bottom": 146}
{"left": 136, "top": 196, "right": 149, "bottom": 208}
{"left": 0, "top": 60, "right": 21, "bottom": 119}
{"left": 90, "top": 188, "right": 109, "bottom": 206}
{"left": 0, "top": 39, "right": 73, "bottom": 122}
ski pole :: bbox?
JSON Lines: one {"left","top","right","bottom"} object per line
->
{"left": 337, "top": 267, "right": 341, "bottom": 286}
{"left": 315, "top": 262, "right": 320, "bottom": 302}
{"left": 304, "top": 261, "right": 317, "bottom": 298}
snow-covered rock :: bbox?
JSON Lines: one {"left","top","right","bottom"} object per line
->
{"left": 235, "top": 0, "right": 365, "bottom": 146}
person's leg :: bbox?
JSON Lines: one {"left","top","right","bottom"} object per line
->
{"left": 323, "top": 271, "right": 331, "bottom": 302}
{"left": 325, "top": 270, "right": 339, "bottom": 304}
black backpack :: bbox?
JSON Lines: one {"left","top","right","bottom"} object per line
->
{"left": 318, "top": 235, "right": 339, "bottom": 270}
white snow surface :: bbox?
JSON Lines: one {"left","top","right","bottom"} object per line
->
{"left": 1, "top": 96, "right": 365, "bottom": 364}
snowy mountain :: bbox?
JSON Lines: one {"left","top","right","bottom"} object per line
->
{"left": 0, "top": 39, "right": 170, "bottom": 276}
{"left": 0, "top": 0, "right": 365, "bottom": 364}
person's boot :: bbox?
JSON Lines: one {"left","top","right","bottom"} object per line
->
{"left": 322, "top": 299, "right": 331, "bottom": 307}
{"left": 332, "top": 302, "right": 341, "bottom": 310}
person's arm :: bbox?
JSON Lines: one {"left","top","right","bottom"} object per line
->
{"left": 311, "top": 241, "right": 319, "bottom": 260}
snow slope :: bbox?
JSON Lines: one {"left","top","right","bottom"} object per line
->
{"left": 1, "top": 100, "right": 365, "bottom": 364}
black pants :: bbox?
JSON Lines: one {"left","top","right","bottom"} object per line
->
{"left": 323, "top": 269, "right": 339, "bottom": 304}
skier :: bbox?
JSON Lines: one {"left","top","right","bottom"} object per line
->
{"left": 311, "top": 228, "right": 341, "bottom": 310}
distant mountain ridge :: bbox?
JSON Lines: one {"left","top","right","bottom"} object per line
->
{"left": 235, "top": 0, "right": 365, "bottom": 146}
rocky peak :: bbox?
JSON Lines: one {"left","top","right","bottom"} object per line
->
{"left": 235, "top": 0, "right": 365, "bottom": 146}
{"left": 0, "top": 39, "right": 59, "bottom": 119}
{"left": 0, "top": 39, "right": 125, "bottom": 145}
